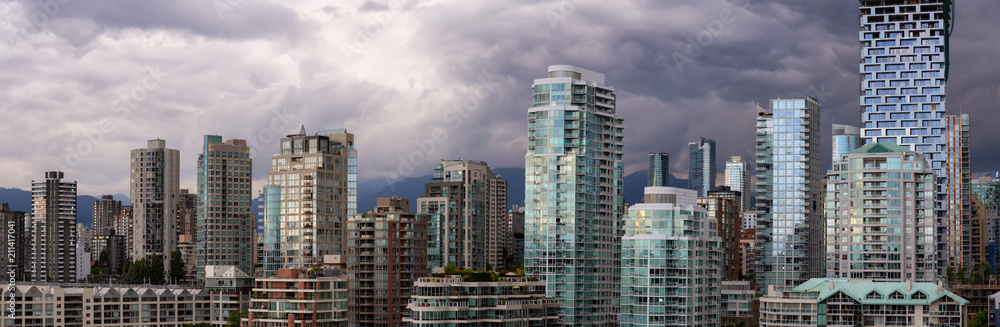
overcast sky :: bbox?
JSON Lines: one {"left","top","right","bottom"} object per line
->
{"left": 1, "top": 0, "right": 998, "bottom": 196}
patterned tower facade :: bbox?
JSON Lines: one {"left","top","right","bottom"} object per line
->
{"left": 724, "top": 156, "right": 750, "bottom": 212}
{"left": 647, "top": 152, "right": 669, "bottom": 187}
{"left": 30, "top": 171, "right": 78, "bottom": 282}
{"left": 688, "top": 138, "right": 716, "bottom": 197}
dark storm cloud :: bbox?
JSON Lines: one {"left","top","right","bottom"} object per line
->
{"left": 0, "top": 0, "right": 997, "bottom": 194}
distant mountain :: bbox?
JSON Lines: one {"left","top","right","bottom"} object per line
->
{"left": 0, "top": 187, "right": 130, "bottom": 228}
{"left": 622, "top": 171, "right": 689, "bottom": 205}
{"left": 357, "top": 167, "right": 527, "bottom": 213}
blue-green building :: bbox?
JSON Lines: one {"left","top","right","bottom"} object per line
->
{"left": 524, "top": 65, "right": 624, "bottom": 326}
{"left": 196, "top": 135, "right": 253, "bottom": 282}
{"left": 621, "top": 187, "right": 721, "bottom": 327}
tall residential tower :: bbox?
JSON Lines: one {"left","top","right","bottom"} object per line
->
{"left": 754, "top": 97, "right": 822, "bottom": 291}
{"left": 724, "top": 156, "right": 750, "bottom": 212}
{"left": 30, "top": 171, "right": 78, "bottom": 282}
{"left": 196, "top": 135, "right": 254, "bottom": 282}
{"left": 130, "top": 139, "right": 180, "bottom": 263}
{"left": 688, "top": 137, "right": 716, "bottom": 197}
{"left": 262, "top": 127, "right": 356, "bottom": 275}
{"left": 525, "top": 65, "right": 624, "bottom": 326}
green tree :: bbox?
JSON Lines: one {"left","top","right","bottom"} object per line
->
{"left": 124, "top": 258, "right": 147, "bottom": 284}
{"left": 969, "top": 309, "right": 988, "bottom": 327}
{"left": 444, "top": 263, "right": 458, "bottom": 274}
{"left": 99, "top": 250, "right": 109, "bottom": 263}
{"left": 150, "top": 255, "right": 166, "bottom": 285}
{"left": 226, "top": 311, "right": 248, "bottom": 327}
{"left": 957, "top": 266, "right": 967, "bottom": 284}
{"left": 169, "top": 250, "right": 185, "bottom": 283}
{"left": 946, "top": 265, "right": 954, "bottom": 283}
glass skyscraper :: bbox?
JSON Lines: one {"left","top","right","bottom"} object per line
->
{"left": 724, "top": 156, "right": 750, "bottom": 212}
{"left": 621, "top": 187, "right": 720, "bottom": 327}
{"left": 754, "top": 97, "right": 822, "bottom": 291}
{"left": 525, "top": 65, "right": 624, "bottom": 326}
{"left": 647, "top": 153, "right": 669, "bottom": 187}
{"left": 687, "top": 138, "right": 716, "bottom": 197}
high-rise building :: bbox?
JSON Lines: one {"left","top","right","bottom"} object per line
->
{"left": 858, "top": 0, "right": 951, "bottom": 164}
{"left": 687, "top": 137, "right": 716, "bottom": 197}
{"left": 196, "top": 135, "right": 253, "bottom": 282}
{"left": 524, "top": 65, "right": 624, "bottom": 326}
{"left": 740, "top": 229, "right": 756, "bottom": 277}
{"left": 416, "top": 160, "right": 507, "bottom": 271}
{"left": 621, "top": 187, "right": 721, "bottom": 326}
{"left": 972, "top": 176, "right": 1000, "bottom": 271}
{"left": 858, "top": 0, "right": 954, "bottom": 276}
{"left": 262, "top": 127, "right": 356, "bottom": 275}
{"left": 0, "top": 203, "right": 28, "bottom": 281}
{"left": 702, "top": 188, "right": 742, "bottom": 281}
{"left": 825, "top": 143, "right": 937, "bottom": 281}
{"left": 754, "top": 97, "right": 822, "bottom": 291}
{"left": 346, "top": 198, "right": 427, "bottom": 327}
{"left": 177, "top": 189, "right": 196, "bottom": 237}
{"left": 30, "top": 171, "right": 78, "bottom": 282}
{"left": 114, "top": 205, "right": 133, "bottom": 259}
{"left": 92, "top": 234, "right": 127, "bottom": 274}
{"left": 507, "top": 205, "right": 525, "bottom": 265}
{"left": 92, "top": 195, "right": 122, "bottom": 237}
{"left": 724, "top": 156, "right": 750, "bottom": 212}
{"left": 832, "top": 124, "right": 861, "bottom": 163}
{"left": 130, "top": 139, "right": 180, "bottom": 263}
{"left": 76, "top": 222, "right": 92, "bottom": 253}
{"left": 647, "top": 152, "right": 669, "bottom": 187}
{"left": 944, "top": 114, "right": 972, "bottom": 270}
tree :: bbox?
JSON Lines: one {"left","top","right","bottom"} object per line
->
{"left": 957, "top": 266, "right": 967, "bottom": 284}
{"left": 124, "top": 258, "right": 147, "bottom": 284}
{"left": 946, "top": 265, "right": 954, "bottom": 283}
{"left": 150, "top": 255, "right": 166, "bottom": 285}
{"left": 99, "top": 250, "right": 109, "bottom": 263}
{"left": 169, "top": 250, "right": 185, "bottom": 283}
{"left": 969, "top": 309, "right": 988, "bottom": 327}
{"left": 226, "top": 311, "right": 248, "bottom": 327}
{"left": 444, "top": 263, "right": 458, "bottom": 274}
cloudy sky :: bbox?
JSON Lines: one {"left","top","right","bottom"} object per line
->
{"left": 1, "top": 0, "right": 998, "bottom": 197}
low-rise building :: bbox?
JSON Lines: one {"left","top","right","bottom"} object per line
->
{"left": 205, "top": 265, "right": 253, "bottom": 326}
{"left": 759, "top": 278, "right": 967, "bottom": 327}
{"left": 403, "top": 275, "right": 560, "bottom": 326}
{"left": 243, "top": 268, "right": 348, "bottom": 327}
{"left": 1, "top": 283, "right": 212, "bottom": 327}
{"left": 722, "top": 280, "right": 758, "bottom": 327}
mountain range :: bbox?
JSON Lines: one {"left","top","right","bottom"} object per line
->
{"left": 2, "top": 169, "right": 693, "bottom": 230}
{"left": 0, "top": 187, "right": 130, "bottom": 228}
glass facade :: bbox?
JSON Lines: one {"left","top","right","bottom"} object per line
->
{"left": 525, "top": 65, "right": 623, "bottom": 326}
{"left": 621, "top": 187, "right": 720, "bottom": 327}
{"left": 263, "top": 128, "right": 356, "bottom": 274}
{"left": 832, "top": 124, "right": 861, "bottom": 163}
{"left": 754, "top": 98, "right": 822, "bottom": 291}
{"left": 687, "top": 138, "right": 716, "bottom": 197}
{"left": 647, "top": 153, "right": 669, "bottom": 187}
{"left": 724, "top": 156, "right": 750, "bottom": 212}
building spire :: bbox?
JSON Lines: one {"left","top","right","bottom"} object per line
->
{"left": 299, "top": 124, "right": 306, "bottom": 136}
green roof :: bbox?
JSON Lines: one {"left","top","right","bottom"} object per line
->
{"left": 850, "top": 142, "right": 912, "bottom": 154}
{"left": 791, "top": 278, "right": 969, "bottom": 305}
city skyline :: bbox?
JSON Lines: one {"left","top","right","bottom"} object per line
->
{"left": 2, "top": 1, "right": 999, "bottom": 197}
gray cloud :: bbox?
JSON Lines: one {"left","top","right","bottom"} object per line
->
{"left": 0, "top": 0, "right": 998, "bottom": 196}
